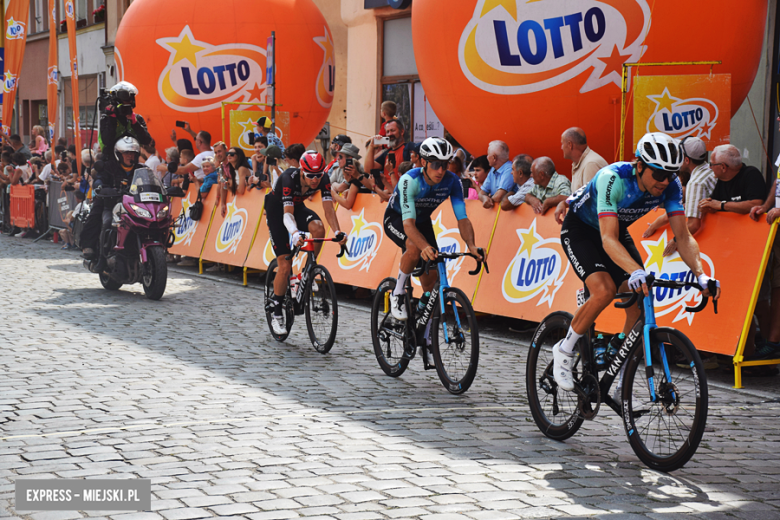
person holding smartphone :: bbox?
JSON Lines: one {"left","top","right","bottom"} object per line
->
{"left": 367, "top": 119, "right": 416, "bottom": 191}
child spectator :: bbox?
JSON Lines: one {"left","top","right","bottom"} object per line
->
{"left": 58, "top": 190, "right": 87, "bottom": 250}
{"left": 379, "top": 101, "right": 397, "bottom": 137}
{"left": 30, "top": 125, "right": 49, "bottom": 156}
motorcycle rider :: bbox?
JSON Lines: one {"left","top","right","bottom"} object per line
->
{"left": 98, "top": 82, "right": 152, "bottom": 164}
{"left": 81, "top": 137, "right": 146, "bottom": 260}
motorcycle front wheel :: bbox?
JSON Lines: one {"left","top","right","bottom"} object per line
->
{"left": 142, "top": 246, "right": 168, "bottom": 300}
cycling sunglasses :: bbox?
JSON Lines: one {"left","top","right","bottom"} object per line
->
{"left": 647, "top": 165, "right": 677, "bottom": 183}
{"left": 427, "top": 160, "right": 447, "bottom": 171}
{"left": 303, "top": 172, "right": 324, "bottom": 179}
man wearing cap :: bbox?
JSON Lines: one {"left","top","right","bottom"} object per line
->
{"left": 326, "top": 135, "right": 352, "bottom": 173}
{"left": 256, "top": 116, "right": 285, "bottom": 154}
{"left": 330, "top": 144, "right": 378, "bottom": 209}
{"left": 643, "top": 136, "right": 718, "bottom": 256}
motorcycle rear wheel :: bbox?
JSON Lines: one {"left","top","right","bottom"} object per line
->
{"left": 99, "top": 272, "right": 122, "bottom": 291}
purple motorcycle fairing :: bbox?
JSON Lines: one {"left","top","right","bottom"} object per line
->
{"left": 113, "top": 194, "right": 173, "bottom": 261}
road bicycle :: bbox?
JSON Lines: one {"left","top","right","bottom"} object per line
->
{"left": 264, "top": 236, "right": 347, "bottom": 353}
{"left": 370, "top": 249, "right": 487, "bottom": 395}
{"left": 526, "top": 275, "right": 718, "bottom": 472}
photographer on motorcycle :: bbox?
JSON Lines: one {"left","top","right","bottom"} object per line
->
{"left": 81, "top": 137, "right": 146, "bottom": 260}
{"left": 98, "top": 82, "right": 152, "bottom": 164}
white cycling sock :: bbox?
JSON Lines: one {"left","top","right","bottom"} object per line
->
{"left": 393, "top": 270, "right": 410, "bottom": 296}
{"left": 559, "top": 326, "right": 582, "bottom": 355}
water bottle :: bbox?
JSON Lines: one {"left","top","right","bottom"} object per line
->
{"left": 416, "top": 291, "right": 431, "bottom": 314}
{"left": 289, "top": 273, "right": 302, "bottom": 299}
{"left": 606, "top": 333, "right": 626, "bottom": 363}
{"left": 593, "top": 334, "right": 608, "bottom": 369}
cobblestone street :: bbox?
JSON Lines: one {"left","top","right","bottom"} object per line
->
{"left": 2, "top": 236, "right": 780, "bottom": 520}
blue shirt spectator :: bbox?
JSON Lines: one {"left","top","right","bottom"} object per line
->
{"left": 478, "top": 140, "right": 514, "bottom": 208}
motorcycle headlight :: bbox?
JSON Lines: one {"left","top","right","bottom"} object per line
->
{"left": 130, "top": 204, "right": 153, "bottom": 219}
{"left": 156, "top": 205, "right": 169, "bottom": 219}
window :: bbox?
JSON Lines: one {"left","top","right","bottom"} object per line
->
{"left": 33, "top": 0, "right": 45, "bottom": 33}
{"left": 76, "top": 0, "right": 87, "bottom": 20}
{"left": 379, "top": 15, "right": 444, "bottom": 143}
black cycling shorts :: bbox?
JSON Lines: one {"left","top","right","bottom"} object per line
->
{"left": 561, "top": 210, "right": 643, "bottom": 290}
{"left": 265, "top": 193, "right": 321, "bottom": 256}
{"left": 383, "top": 206, "right": 438, "bottom": 253}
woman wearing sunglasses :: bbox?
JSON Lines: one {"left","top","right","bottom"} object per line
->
{"left": 550, "top": 132, "right": 721, "bottom": 392}
{"left": 264, "top": 150, "right": 347, "bottom": 335}
{"left": 218, "top": 147, "right": 251, "bottom": 218}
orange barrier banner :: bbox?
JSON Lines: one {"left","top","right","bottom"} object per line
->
{"left": 319, "top": 194, "right": 399, "bottom": 290}
{"left": 385, "top": 200, "right": 499, "bottom": 298}
{"left": 596, "top": 212, "right": 771, "bottom": 356}
{"left": 201, "top": 188, "right": 266, "bottom": 266}
{"left": 472, "top": 204, "right": 579, "bottom": 322}
{"left": 64, "top": 0, "right": 82, "bottom": 171}
{"left": 169, "top": 186, "right": 217, "bottom": 258}
{"left": 244, "top": 192, "right": 325, "bottom": 275}
{"left": 46, "top": 0, "right": 58, "bottom": 159}
{"left": 9, "top": 184, "right": 35, "bottom": 228}
{"left": 1, "top": 0, "right": 30, "bottom": 136}
{"left": 633, "top": 74, "right": 731, "bottom": 151}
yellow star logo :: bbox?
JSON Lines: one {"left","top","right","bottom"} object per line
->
{"left": 238, "top": 118, "right": 258, "bottom": 137}
{"left": 162, "top": 30, "right": 206, "bottom": 67}
{"left": 431, "top": 212, "right": 449, "bottom": 238}
{"left": 643, "top": 232, "right": 667, "bottom": 273}
{"left": 350, "top": 209, "right": 368, "bottom": 237}
{"left": 517, "top": 220, "right": 540, "bottom": 257}
{"left": 480, "top": 0, "right": 517, "bottom": 19}
{"left": 648, "top": 87, "right": 680, "bottom": 115}
{"left": 225, "top": 201, "right": 237, "bottom": 221}
{"left": 313, "top": 28, "right": 334, "bottom": 65}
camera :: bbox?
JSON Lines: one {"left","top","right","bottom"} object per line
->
{"left": 98, "top": 88, "right": 111, "bottom": 113}
{"left": 266, "top": 157, "right": 277, "bottom": 166}
{"left": 345, "top": 157, "right": 353, "bottom": 167}
{"left": 60, "top": 151, "right": 69, "bottom": 161}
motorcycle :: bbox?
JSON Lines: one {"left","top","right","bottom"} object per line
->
{"left": 83, "top": 167, "right": 184, "bottom": 300}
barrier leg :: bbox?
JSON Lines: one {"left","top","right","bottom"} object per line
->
{"left": 34, "top": 226, "right": 57, "bottom": 243}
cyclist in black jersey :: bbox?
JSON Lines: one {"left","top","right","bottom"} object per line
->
{"left": 265, "top": 151, "right": 346, "bottom": 335}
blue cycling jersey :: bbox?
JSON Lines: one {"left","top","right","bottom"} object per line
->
{"left": 569, "top": 162, "right": 684, "bottom": 229}
{"left": 389, "top": 167, "right": 468, "bottom": 221}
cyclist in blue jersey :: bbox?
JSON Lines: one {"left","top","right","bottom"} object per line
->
{"left": 384, "top": 137, "right": 484, "bottom": 322}
{"left": 552, "top": 132, "right": 721, "bottom": 391}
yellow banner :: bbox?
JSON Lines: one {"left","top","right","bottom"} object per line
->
{"left": 228, "top": 110, "right": 290, "bottom": 154}
{"left": 633, "top": 74, "right": 731, "bottom": 151}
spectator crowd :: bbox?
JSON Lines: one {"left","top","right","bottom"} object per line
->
{"left": 2, "top": 99, "right": 780, "bottom": 374}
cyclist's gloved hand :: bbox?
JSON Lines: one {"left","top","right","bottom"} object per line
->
{"left": 697, "top": 274, "right": 720, "bottom": 299}
{"left": 334, "top": 231, "right": 346, "bottom": 243}
{"left": 628, "top": 269, "right": 649, "bottom": 292}
{"left": 291, "top": 231, "right": 306, "bottom": 248}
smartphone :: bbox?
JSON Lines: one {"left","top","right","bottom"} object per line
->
{"left": 373, "top": 136, "right": 390, "bottom": 146}
{"left": 266, "top": 157, "right": 277, "bottom": 166}
{"left": 345, "top": 157, "right": 353, "bottom": 167}
{"left": 247, "top": 132, "right": 255, "bottom": 145}
{"left": 175, "top": 120, "right": 187, "bottom": 128}
{"left": 388, "top": 153, "right": 396, "bottom": 167}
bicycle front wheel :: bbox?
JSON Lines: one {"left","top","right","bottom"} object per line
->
{"left": 305, "top": 265, "right": 338, "bottom": 354}
{"left": 264, "top": 259, "right": 294, "bottom": 342}
{"left": 622, "top": 327, "right": 708, "bottom": 472}
{"left": 526, "top": 311, "right": 584, "bottom": 441}
{"left": 431, "top": 287, "right": 479, "bottom": 395}
{"left": 370, "top": 277, "right": 410, "bottom": 377}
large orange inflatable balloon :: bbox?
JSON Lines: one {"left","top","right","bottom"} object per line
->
{"left": 115, "top": 0, "right": 334, "bottom": 149}
{"left": 413, "top": 0, "right": 767, "bottom": 163}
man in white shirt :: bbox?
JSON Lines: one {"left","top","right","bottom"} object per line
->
{"left": 561, "top": 127, "right": 608, "bottom": 192}
{"left": 500, "top": 154, "right": 535, "bottom": 210}
{"left": 172, "top": 130, "right": 214, "bottom": 183}
{"left": 142, "top": 141, "right": 163, "bottom": 174}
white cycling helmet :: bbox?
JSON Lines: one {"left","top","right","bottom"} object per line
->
{"left": 419, "top": 137, "right": 454, "bottom": 162}
{"left": 635, "top": 132, "right": 683, "bottom": 173}
{"left": 115, "top": 136, "right": 141, "bottom": 163}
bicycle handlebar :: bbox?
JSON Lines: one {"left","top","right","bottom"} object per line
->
{"left": 612, "top": 274, "right": 718, "bottom": 314}
{"left": 285, "top": 232, "right": 349, "bottom": 261}
{"left": 413, "top": 248, "right": 488, "bottom": 277}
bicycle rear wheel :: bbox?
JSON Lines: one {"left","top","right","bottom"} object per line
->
{"left": 305, "top": 264, "right": 338, "bottom": 354}
{"left": 264, "top": 259, "right": 294, "bottom": 342}
{"left": 526, "top": 311, "right": 585, "bottom": 441}
{"left": 622, "top": 327, "right": 708, "bottom": 472}
{"left": 370, "top": 277, "right": 410, "bottom": 377}
{"left": 431, "top": 287, "right": 479, "bottom": 395}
